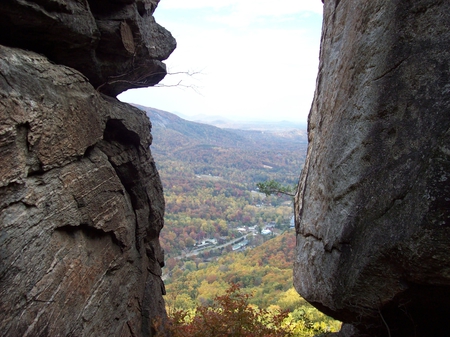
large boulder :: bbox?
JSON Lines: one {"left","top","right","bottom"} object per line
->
{"left": 0, "top": 44, "right": 166, "bottom": 336}
{"left": 294, "top": 0, "right": 450, "bottom": 336}
{"left": 0, "top": 0, "right": 176, "bottom": 96}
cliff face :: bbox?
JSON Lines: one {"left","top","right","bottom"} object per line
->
{"left": 0, "top": 1, "right": 174, "bottom": 336}
{"left": 294, "top": 1, "right": 450, "bottom": 336}
{"left": 0, "top": 0, "right": 175, "bottom": 96}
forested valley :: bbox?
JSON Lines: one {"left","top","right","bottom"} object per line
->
{"left": 137, "top": 105, "right": 341, "bottom": 335}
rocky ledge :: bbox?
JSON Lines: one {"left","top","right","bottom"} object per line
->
{"left": 0, "top": 0, "right": 174, "bottom": 336}
{"left": 0, "top": 0, "right": 176, "bottom": 96}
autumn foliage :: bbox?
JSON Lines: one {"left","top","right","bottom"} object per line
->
{"left": 163, "top": 233, "right": 342, "bottom": 336}
{"left": 164, "top": 283, "right": 292, "bottom": 337}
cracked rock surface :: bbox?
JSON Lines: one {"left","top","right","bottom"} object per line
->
{"left": 0, "top": 45, "right": 166, "bottom": 336}
{"left": 0, "top": 0, "right": 176, "bottom": 96}
{"left": 294, "top": 0, "right": 450, "bottom": 336}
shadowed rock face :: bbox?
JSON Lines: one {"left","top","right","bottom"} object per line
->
{"left": 0, "top": 44, "right": 167, "bottom": 336}
{"left": 294, "top": 0, "right": 450, "bottom": 336}
{"left": 0, "top": 0, "right": 176, "bottom": 96}
{"left": 0, "top": 1, "right": 173, "bottom": 335}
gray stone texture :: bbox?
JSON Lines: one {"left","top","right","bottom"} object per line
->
{"left": 0, "top": 0, "right": 176, "bottom": 96}
{"left": 0, "top": 1, "right": 173, "bottom": 335}
{"left": 294, "top": 0, "right": 450, "bottom": 336}
{"left": 0, "top": 44, "right": 166, "bottom": 337}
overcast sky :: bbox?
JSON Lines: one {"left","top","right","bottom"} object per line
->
{"left": 118, "top": 0, "right": 323, "bottom": 124}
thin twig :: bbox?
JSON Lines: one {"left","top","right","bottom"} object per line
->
{"left": 379, "top": 308, "right": 391, "bottom": 337}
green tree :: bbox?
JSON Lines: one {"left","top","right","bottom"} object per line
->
{"left": 256, "top": 180, "right": 296, "bottom": 197}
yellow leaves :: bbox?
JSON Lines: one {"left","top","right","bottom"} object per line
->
{"left": 164, "top": 233, "right": 343, "bottom": 336}
{"left": 276, "top": 288, "right": 308, "bottom": 312}
{"left": 164, "top": 283, "right": 341, "bottom": 337}
{"left": 166, "top": 283, "right": 293, "bottom": 337}
{"left": 197, "top": 280, "right": 225, "bottom": 304}
{"left": 281, "top": 307, "right": 342, "bottom": 336}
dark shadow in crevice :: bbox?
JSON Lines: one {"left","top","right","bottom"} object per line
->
{"left": 101, "top": 118, "right": 146, "bottom": 253}
{"left": 378, "top": 284, "right": 450, "bottom": 337}
{"left": 56, "top": 223, "right": 124, "bottom": 249}
{"left": 103, "top": 119, "right": 141, "bottom": 150}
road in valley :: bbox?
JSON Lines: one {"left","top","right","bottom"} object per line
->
{"left": 173, "top": 235, "right": 249, "bottom": 260}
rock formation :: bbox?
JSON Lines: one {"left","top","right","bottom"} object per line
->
{"left": 294, "top": 0, "right": 450, "bottom": 336}
{"left": 0, "top": 1, "right": 175, "bottom": 336}
{"left": 1, "top": 0, "right": 175, "bottom": 96}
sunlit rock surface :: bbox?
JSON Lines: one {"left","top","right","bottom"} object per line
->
{"left": 294, "top": 1, "right": 450, "bottom": 336}
{"left": 0, "top": 44, "right": 167, "bottom": 336}
{"left": 0, "top": 0, "right": 173, "bottom": 335}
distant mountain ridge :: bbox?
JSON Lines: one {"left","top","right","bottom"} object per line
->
{"left": 191, "top": 118, "right": 307, "bottom": 131}
{"left": 132, "top": 104, "right": 308, "bottom": 154}
{"left": 133, "top": 104, "right": 248, "bottom": 149}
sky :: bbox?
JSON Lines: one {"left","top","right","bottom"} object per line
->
{"left": 118, "top": 0, "right": 323, "bottom": 124}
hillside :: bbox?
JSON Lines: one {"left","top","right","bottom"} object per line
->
{"left": 131, "top": 105, "right": 340, "bottom": 334}
{"left": 165, "top": 232, "right": 341, "bottom": 335}
{"left": 134, "top": 104, "right": 308, "bottom": 185}
{"left": 136, "top": 105, "right": 248, "bottom": 150}
{"left": 131, "top": 105, "right": 308, "bottom": 258}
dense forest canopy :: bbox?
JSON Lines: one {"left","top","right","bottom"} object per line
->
{"left": 136, "top": 105, "right": 340, "bottom": 335}
{"left": 138, "top": 105, "right": 307, "bottom": 258}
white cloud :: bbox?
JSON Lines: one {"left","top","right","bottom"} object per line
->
{"left": 160, "top": 0, "right": 323, "bottom": 14}
{"left": 159, "top": 0, "right": 233, "bottom": 9}
{"left": 160, "top": 0, "right": 323, "bottom": 27}
{"left": 119, "top": 0, "right": 323, "bottom": 123}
